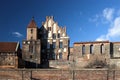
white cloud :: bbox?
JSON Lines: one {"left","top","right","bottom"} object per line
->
{"left": 12, "top": 32, "right": 23, "bottom": 38}
{"left": 89, "top": 8, "right": 115, "bottom": 26}
{"left": 89, "top": 14, "right": 100, "bottom": 26}
{"left": 94, "top": 8, "right": 120, "bottom": 41}
{"left": 107, "top": 17, "right": 120, "bottom": 37}
{"left": 103, "top": 8, "right": 114, "bottom": 22}
{"left": 96, "top": 35, "right": 107, "bottom": 41}
{"left": 89, "top": 14, "right": 99, "bottom": 22}
{"left": 96, "top": 16, "right": 120, "bottom": 41}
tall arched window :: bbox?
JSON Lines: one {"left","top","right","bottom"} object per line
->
{"left": 52, "top": 53, "right": 56, "bottom": 60}
{"left": 47, "top": 42, "right": 50, "bottom": 49}
{"left": 58, "top": 33, "right": 60, "bottom": 38}
{"left": 59, "top": 53, "right": 62, "bottom": 59}
{"left": 90, "top": 45, "right": 93, "bottom": 54}
{"left": 59, "top": 42, "right": 63, "bottom": 48}
{"left": 100, "top": 44, "right": 104, "bottom": 54}
{"left": 29, "top": 45, "right": 33, "bottom": 53}
{"left": 52, "top": 42, "right": 56, "bottom": 48}
{"left": 31, "top": 29, "right": 33, "bottom": 34}
{"left": 82, "top": 45, "right": 85, "bottom": 55}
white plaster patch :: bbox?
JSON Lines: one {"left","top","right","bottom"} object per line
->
{"left": 53, "top": 23, "right": 57, "bottom": 33}
{"left": 48, "top": 32, "right": 52, "bottom": 38}
{"left": 27, "top": 41, "right": 30, "bottom": 44}
{"left": 58, "top": 30, "right": 61, "bottom": 33}
{"left": 48, "top": 40, "right": 50, "bottom": 42}
{"left": 48, "top": 19, "right": 52, "bottom": 27}
{"left": 62, "top": 33, "right": 65, "bottom": 37}
{"left": 60, "top": 40, "right": 63, "bottom": 42}
{"left": 64, "top": 48, "right": 67, "bottom": 52}
{"left": 23, "top": 41, "right": 26, "bottom": 44}
{"left": 53, "top": 40, "right": 56, "bottom": 42}
{"left": 58, "top": 49, "right": 62, "bottom": 53}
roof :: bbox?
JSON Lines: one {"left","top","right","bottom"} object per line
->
{"left": 74, "top": 41, "right": 109, "bottom": 44}
{"left": 27, "top": 17, "right": 37, "bottom": 28}
{"left": 0, "top": 42, "right": 19, "bottom": 52}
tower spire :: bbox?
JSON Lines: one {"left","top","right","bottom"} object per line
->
{"left": 32, "top": 16, "right": 34, "bottom": 20}
{"left": 27, "top": 16, "right": 37, "bottom": 28}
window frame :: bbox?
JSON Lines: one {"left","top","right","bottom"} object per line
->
{"left": 59, "top": 42, "right": 63, "bottom": 48}
{"left": 58, "top": 33, "right": 60, "bottom": 38}
{"left": 53, "top": 33, "right": 56, "bottom": 39}
{"left": 90, "top": 44, "right": 94, "bottom": 54}
{"left": 59, "top": 53, "right": 62, "bottom": 59}
{"left": 82, "top": 45, "right": 85, "bottom": 55}
{"left": 31, "top": 29, "right": 33, "bottom": 34}
{"left": 52, "top": 42, "right": 56, "bottom": 48}
{"left": 100, "top": 44, "right": 104, "bottom": 54}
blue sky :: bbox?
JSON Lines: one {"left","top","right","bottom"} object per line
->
{"left": 0, "top": 0, "right": 120, "bottom": 47}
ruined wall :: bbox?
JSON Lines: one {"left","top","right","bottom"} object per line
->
{"left": 0, "top": 53, "right": 18, "bottom": 68}
{"left": 112, "top": 42, "right": 120, "bottom": 57}
{"left": 49, "top": 60, "right": 73, "bottom": 69}
{"left": 110, "top": 59, "right": 120, "bottom": 69}
{"left": 73, "top": 42, "right": 110, "bottom": 68}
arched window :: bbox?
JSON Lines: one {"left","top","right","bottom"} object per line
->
{"left": 82, "top": 45, "right": 85, "bottom": 55}
{"left": 53, "top": 33, "right": 56, "bottom": 39}
{"left": 58, "top": 33, "right": 60, "bottom": 38}
{"left": 59, "top": 53, "right": 62, "bottom": 59}
{"left": 31, "top": 29, "right": 33, "bottom": 34}
{"left": 48, "top": 27, "right": 51, "bottom": 31}
{"left": 29, "top": 45, "right": 33, "bottom": 53}
{"left": 47, "top": 42, "right": 50, "bottom": 49}
{"left": 90, "top": 45, "right": 93, "bottom": 54}
{"left": 59, "top": 42, "right": 63, "bottom": 48}
{"left": 52, "top": 53, "right": 56, "bottom": 60}
{"left": 100, "top": 44, "right": 104, "bottom": 54}
{"left": 52, "top": 42, "right": 56, "bottom": 48}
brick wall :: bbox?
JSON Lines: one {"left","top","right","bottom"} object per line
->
{"left": 73, "top": 42, "right": 110, "bottom": 68}
{"left": 49, "top": 60, "right": 72, "bottom": 69}
{"left": 0, "top": 68, "right": 120, "bottom": 80}
{"left": 112, "top": 42, "right": 120, "bottom": 57}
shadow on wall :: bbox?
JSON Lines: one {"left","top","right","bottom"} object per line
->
{"left": 85, "top": 59, "right": 108, "bottom": 68}
{"left": 38, "top": 25, "right": 50, "bottom": 68}
{"left": 24, "top": 60, "right": 42, "bottom": 68}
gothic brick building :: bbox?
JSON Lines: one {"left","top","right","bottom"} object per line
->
{"left": 22, "top": 16, "right": 70, "bottom": 68}
{"left": 39, "top": 16, "right": 70, "bottom": 68}
{"left": 1, "top": 16, "right": 120, "bottom": 69}
{"left": 22, "top": 18, "right": 41, "bottom": 68}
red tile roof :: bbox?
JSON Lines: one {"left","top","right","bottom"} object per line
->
{"left": 0, "top": 42, "right": 19, "bottom": 52}
{"left": 27, "top": 18, "right": 37, "bottom": 28}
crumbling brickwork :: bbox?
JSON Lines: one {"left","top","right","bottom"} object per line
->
{"left": 73, "top": 41, "right": 111, "bottom": 68}
{"left": 0, "top": 69, "right": 120, "bottom": 80}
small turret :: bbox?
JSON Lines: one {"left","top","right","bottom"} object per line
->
{"left": 27, "top": 17, "right": 37, "bottom": 40}
{"left": 27, "top": 17, "right": 37, "bottom": 28}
